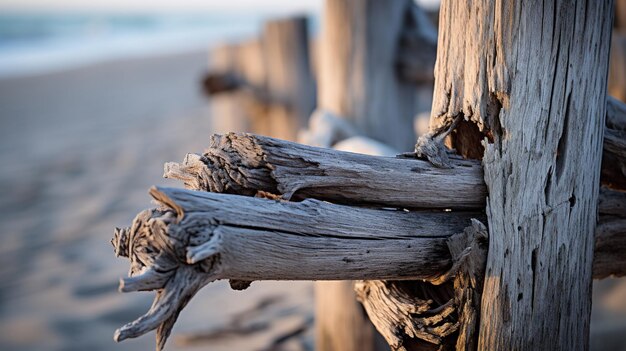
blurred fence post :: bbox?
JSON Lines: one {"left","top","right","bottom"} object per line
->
{"left": 262, "top": 16, "right": 316, "bottom": 141}
{"left": 206, "top": 16, "right": 315, "bottom": 141}
{"left": 611, "top": 0, "right": 626, "bottom": 102}
{"left": 207, "top": 40, "right": 267, "bottom": 134}
{"left": 316, "top": 0, "right": 426, "bottom": 152}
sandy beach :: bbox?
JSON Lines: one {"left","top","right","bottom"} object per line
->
{"left": 0, "top": 49, "right": 314, "bottom": 351}
{"left": 0, "top": 47, "right": 624, "bottom": 351}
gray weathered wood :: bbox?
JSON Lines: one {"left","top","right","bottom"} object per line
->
{"left": 164, "top": 133, "right": 487, "bottom": 210}
{"left": 207, "top": 40, "right": 267, "bottom": 135}
{"left": 111, "top": 186, "right": 624, "bottom": 351}
{"left": 317, "top": 0, "right": 422, "bottom": 151}
{"left": 261, "top": 16, "right": 316, "bottom": 141}
{"left": 205, "top": 17, "right": 315, "bottom": 140}
{"left": 429, "top": 1, "right": 614, "bottom": 349}
{"left": 111, "top": 186, "right": 482, "bottom": 350}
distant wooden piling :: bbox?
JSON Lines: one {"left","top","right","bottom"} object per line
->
{"left": 262, "top": 16, "right": 316, "bottom": 140}
{"left": 317, "top": 0, "right": 434, "bottom": 151}
{"left": 611, "top": 0, "right": 626, "bottom": 102}
{"left": 205, "top": 16, "right": 314, "bottom": 141}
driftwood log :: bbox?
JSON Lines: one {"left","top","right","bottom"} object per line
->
{"left": 163, "top": 133, "right": 486, "bottom": 210}
{"left": 112, "top": 186, "right": 484, "bottom": 349}
{"left": 113, "top": 1, "right": 625, "bottom": 350}
{"left": 123, "top": 124, "right": 624, "bottom": 350}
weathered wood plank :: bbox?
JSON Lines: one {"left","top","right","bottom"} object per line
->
{"left": 317, "top": 0, "right": 421, "bottom": 151}
{"left": 261, "top": 16, "right": 316, "bottom": 141}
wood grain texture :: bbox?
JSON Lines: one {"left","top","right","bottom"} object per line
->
{"left": 356, "top": 220, "right": 489, "bottom": 351}
{"left": 111, "top": 186, "right": 483, "bottom": 350}
{"left": 164, "top": 133, "right": 487, "bottom": 210}
{"left": 430, "top": 1, "right": 614, "bottom": 349}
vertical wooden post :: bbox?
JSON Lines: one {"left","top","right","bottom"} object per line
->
{"left": 317, "top": 0, "right": 420, "bottom": 152}
{"left": 429, "top": 1, "right": 613, "bottom": 349}
{"left": 208, "top": 40, "right": 267, "bottom": 134}
{"left": 262, "top": 16, "right": 316, "bottom": 141}
{"left": 610, "top": 0, "right": 626, "bottom": 102}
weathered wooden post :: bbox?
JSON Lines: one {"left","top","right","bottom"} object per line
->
{"left": 317, "top": 0, "right": 430, "bottom": 152}
{"left": 205, "top": 16, "right": 315, "bottom": 140}
{"left": 110, "top": 1, "right": 626, "bottom": 350}
{"left": 206, "top": 40, "right": 266, "bottom": 134}
{"left": 427, "top": 1, "right": 613, "bottom": 348}
{"left": 261, "top": 16, "right": 316, "bottom": 141}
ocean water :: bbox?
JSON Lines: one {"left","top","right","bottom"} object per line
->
{"left": 0, "top": 12, "right": 282, "bottom": 78}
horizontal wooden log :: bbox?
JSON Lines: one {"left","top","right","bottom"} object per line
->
{"left": 112, "top": 186, "right": 484, "bottom": 349}
{"left": 124, "top": 186, "right": 480, "bottom": 282}
{"left": 164, "top": 133, "right": 487, "bottom": 210}
{"left": 164, "top": 132, "right": 626, "bottom": 279}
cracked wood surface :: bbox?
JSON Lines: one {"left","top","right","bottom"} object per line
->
{"left": 430, "top": 1, "right": 614, "bottom": 349}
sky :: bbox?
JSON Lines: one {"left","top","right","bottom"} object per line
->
{"left": 0, "top": 0, "right": 439, "bottom": 13}
{"left": 0, "top": 0, "right": 323, "bottom": 13}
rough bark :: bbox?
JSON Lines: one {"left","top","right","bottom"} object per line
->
{"left": 429, "top": 1, "right": 613, "bottom": 349}
{"left": 111, "top": 186, "right": 482, "bottom": 350}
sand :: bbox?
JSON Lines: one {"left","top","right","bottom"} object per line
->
{"left": 0, "top": 50, "right": 314, "bottom": 351}
{"left": 0, "top": 47, "right": 624, "bottom": 351}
